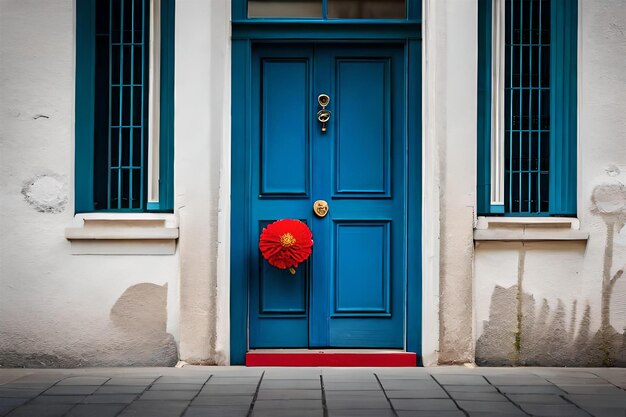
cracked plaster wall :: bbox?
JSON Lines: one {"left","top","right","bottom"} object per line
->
{"left": 0, "top": 0, "right": 180, "bottom": 367}
{"left": 474, "top": 0, "right": 626, "bottom": 366}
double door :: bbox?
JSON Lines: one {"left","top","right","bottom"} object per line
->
{"left": 249, "top": 43, "right": 407, "bottom": 348}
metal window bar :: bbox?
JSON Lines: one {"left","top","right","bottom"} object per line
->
{"left": 505, "top": 0, "right": 550, "bottom": 214}
{"left": 105, "top": 0, "right": 148, "bottom": 210}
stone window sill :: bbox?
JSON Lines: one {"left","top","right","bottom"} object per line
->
{"left": 473, "top": 216, "right": 589, "bottom": 241}
{"left": 65, "top": 213, "right": 179, "bottom": 255}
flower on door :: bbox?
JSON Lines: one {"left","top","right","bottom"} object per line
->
{"left": 259, "top": 219, "right": 313, "bottom": 274}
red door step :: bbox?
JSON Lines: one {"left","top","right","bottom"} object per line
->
{"left": 246, "top": 350, "right": 417, "bottom": 367}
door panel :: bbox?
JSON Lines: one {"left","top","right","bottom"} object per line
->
{"left": 249, "top": 45, "right": 314, "bottom": 348}
{"left": 335, "top": 59, "right": 390, "bottom": 196}
{"left": 249, "top": 43, "right": 405, "bottom": 349}
{"left": 261, "top": 59, "right": 310, "bottom": 196}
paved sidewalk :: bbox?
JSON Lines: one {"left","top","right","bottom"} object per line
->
{"left": 0, "top": 366, "right": 625, "bottom": 417}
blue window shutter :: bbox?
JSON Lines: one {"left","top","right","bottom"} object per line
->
{"left": 549, "top": 0, "right": 577, "bottom": 215}
{"left": 477, "top": 0, "right": 492, "bottom": 215}
{"left": 158, "top": 0, "right": 175, "bottom": 212}
{"left": 75, "top": 0, "right": 96, "bottom": 213}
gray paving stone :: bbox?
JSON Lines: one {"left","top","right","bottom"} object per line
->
{"left": 256, "top": 389, "right": 322, "bottom": 400}
{"left": 456, "top": 400, "right": 525, "bottom": 414}
{"left": 0, "top": 397, "right": 28, "bottom": 407}
{"left": 104, "top": 378, "right": 157, "bottom": 386}
{"left": 324, "top": 390, "right": 387, "bottom": 399}
{"left": 183, "top": 406, "right": 250, "bottom": 417}
{"left": 0, "top": 405, "right": 18, "bottom": 416}
{"left": 95, "top": 385, "right": 146, "bottom": 394}
{"left": 253, "top": 399, "right": 323, "bottom": 409}
{"left": 391, "top": 399, "right": 459, "bottom": 411}
{"left": 497, "top": 385, "right": 566, "bottom": 394}
{"left": 546, "top": 377, "right": 609, "bottom": 385}
{"left": 433, "top": 375, "right": 490, "bottom": 385}
{"left": 328, "top": 409, "right": 396, "bottom": 417}
{"left": 207, "top": 377, "right": 261, "bottom": 385}
{"left": 57, "top": 377, "right": 110, "bottom": 386}
{"left": 261, "top": 379, "right": 320, "bottom": 390}
{"left": 565, "top": 394, "right": 626, "bottom": 409}
{"left": 396, "top": 412, "right": 465, "bottom": 417}
{"left": 6, "top": 404, "right": 75, "bottom": 417}
{"left": 323, "top": 381, "right": 381, "bottom": 391}
{"left": 43, "top": 385, "right": 100, "bottom": 396}
{"left": 30, "top": 395, "right": 87, "bottom": 404}
{"left": 190, "top": 395, "right": 254, "bottom": 406}
{"left": 485, "top": 375, "right": 552, "bottom": 386}
{"left": 520, "top": 403, "right": 591, "bottom": 417}
{"left": 154, "top": 376, "right": 209, "bottom": 384}
{"left": 139, "top": 390, "right": 198, "bottom": 401}
{"left": 584, "top": 407, "right": 626, "bottom": 417}
{"left": 560, "top": 385, "right": 626, "bottom": 395}
{"left": 0, "top": 388, "right": 43, "bottom": 398}
{"left": 448, "top": 391, "right": 508, "bottom": 402}
{"left": 66, "top": 404, "right": 127, "bottom": 417}
{"left": 118, "top": 400, "right": 189, "bottom": 417}
{"left": 325, "top": 397, "right": 391, "bottom": 409}
{"left": 251, "top": 409, "right": 323, "bottom": 417}
{"left": 385, "top": 389, "right": 449, "bottom": 399}
{"left": 200, "top": 384, "right": 258, "bottom": 395}
{"left": 507, "top": 394, "right": 569, "bottom": 404}
{"left": 466, "top": 413, "right": 528, "bottom": 417}
{"left": 444, "top": 385, "right": 499, "bottom": 393}
{"left": 379, "top": 379, "right": 440, "bottom": 390}
{"left": 148, "top": 383, "right": 204, "bottom": 391}
{"left": 82, "top": 394, "right": 137, "bottom": 404}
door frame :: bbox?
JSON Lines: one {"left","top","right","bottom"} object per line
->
{"left": 230, "top": 23, "right": 422, "bottom": 365}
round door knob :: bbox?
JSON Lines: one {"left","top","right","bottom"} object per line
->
{"left": 313, "top": 200, "right": 329, "bottom": 218}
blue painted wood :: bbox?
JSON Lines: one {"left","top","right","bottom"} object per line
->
{"left": 549, "top": 0, "right": 577, "bottom": 216}
{"left": 247, "top": 44, "right": 406, "bottom": 349}
{"left": 157, "top": 0, "right": 175, "bottom": 211}
{"left": 75, "top": 0, "right": 174, "bottom": 213}
{"left": 230, "top": 38, "right": 252, "bottom": 365}
{"left": 261, "top": 59, "right": 309, "bottom": 196}
{"left": 332, "top": 222, "right": 390, "bottom": 315}
{"left": 248, "top": 45, "right": 314, "bottom": 348}
{"left": 406, "top": 38, "right": 422, "bottom": 359}
{"left": 335, "top": 59, "right": 390, "bottom": 195}
{"left": 230, "top": 32, "right": 422, "bottom": 363}
{"left": 232, "top": 22, "right": 421, "bottom": 40}
{"left": 476, "top": 0, "right": 492, "bottom": 215}
{"left": 75, "top": 0, "right": 96, "bottom": 213}
{"left": 313, "top": 44, "right": 405, "bottom": 348}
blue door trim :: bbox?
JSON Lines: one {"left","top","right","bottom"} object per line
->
{"left": 230, "top": 27, "right": 422, "bottom": 365}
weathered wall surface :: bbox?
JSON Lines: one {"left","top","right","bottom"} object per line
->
{"left": 175, "top": 0, "right": 231, "bottom": 366}
{"left": 0, "top": 0, "right": 180, "bottom": 367}
{"left": 474, "top": 0, "right": 626, "bottom": 366}
{"left": 431, "top": 0, "right": 477, "bottom": 364}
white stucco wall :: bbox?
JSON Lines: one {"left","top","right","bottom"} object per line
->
{"left": 473, "top": 0, "right": 626, "bottom": 366}
{"left": 0, "top": 0, "right": 181, "bottom": 366}
{"left": 425, "top": 0, "right": 477, "bottom": 364}
{"left": 174, "top": 0, "right": 231, "bottom": 365}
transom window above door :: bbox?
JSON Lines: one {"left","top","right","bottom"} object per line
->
{"left": 247, "top": 0, "right": 407, "bottom": 19}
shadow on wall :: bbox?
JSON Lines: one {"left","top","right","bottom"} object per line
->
{"left": 0, "top": 283, "right": 178, "bottom": 367}
{"left": 476, "top": 285, "right": 625, "bottom": 366}
{"left": 477, "top": 180, "right": 626, "bottom": 367}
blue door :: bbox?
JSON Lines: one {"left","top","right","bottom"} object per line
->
{"left": 249, "top": 43, "right": 406, "bottom": 349}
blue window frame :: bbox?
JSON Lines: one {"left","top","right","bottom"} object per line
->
{"left": 478, "top": 0, "right": 577, "bottom": 216}
{"left": 75, "top": 0, "right": 174, "bottom": 212}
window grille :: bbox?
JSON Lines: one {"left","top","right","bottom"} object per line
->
{"left": 94, "top": 0, "right": 149, "bottom": 210}
{"left": 504, "top": 0, "right": 550, "bottom": 214}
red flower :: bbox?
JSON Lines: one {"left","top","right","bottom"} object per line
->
{"left": 259, "top": 219, "right": 313, "bottom": 274}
